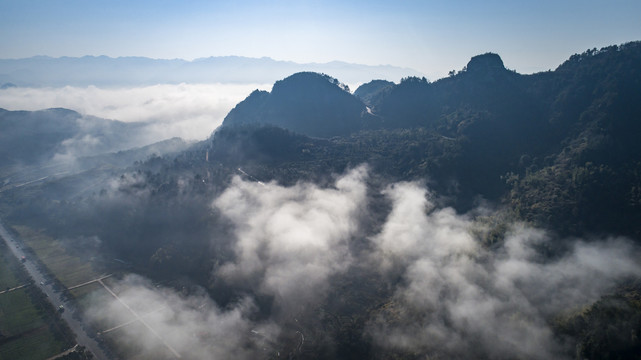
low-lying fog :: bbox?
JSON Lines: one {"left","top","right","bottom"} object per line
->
{"left": 0, "top": 83, "right": 271, "bottom": 141}
{"left": 88, "top": 167, "right": 641, "bottom": 359}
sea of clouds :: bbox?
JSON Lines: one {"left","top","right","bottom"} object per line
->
{"left": 0, "top": 83, "right": 271, "bottom": 141}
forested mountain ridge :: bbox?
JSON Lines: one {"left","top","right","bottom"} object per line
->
{"left": 219, "top": 42, "right": 641, "bottom": 237}
{"left": 17, "top": 42, "right": 638, "bottom": 260}
{"left": 222, "top": 72, "right": 379, "bottom": 137}
{"left": 3, "top": 42, "right": 641, "bottom": 360}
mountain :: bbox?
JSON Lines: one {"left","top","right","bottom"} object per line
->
{"left": 0, "top": 108, "right": 150, "bottom": 166}
{"left": 222, "top": 72, "right": 379, "bottom": 138}
{"left": 353, "top": 79, "right": 394, "bottom": 106}
{"left": 0, "top": 107, "right": 192, "bottom": 189}
{"left": 2, "top": 42, "right": 641, "bottom": 360}
{"left": 219, "top": 42, "right": 641, "bottom": 237}
{"left": 0, "top": 56, "right": 424, "bottom": 87}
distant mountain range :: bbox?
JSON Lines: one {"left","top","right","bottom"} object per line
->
{"left": 0, "top": 55, "right": 424, "bottom": 87}
{"left": 3, "top": 42, "right": 641, "bottom": 360}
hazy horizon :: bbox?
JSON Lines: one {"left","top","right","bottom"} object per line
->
{"left": 0, "top": 83, "right": 272, "bottom": 141}
{"left": 1, "top": 2, "right": 641, "bottom": 359}
{"left": 2, "top": 0, "right": 640, "bottom": 80}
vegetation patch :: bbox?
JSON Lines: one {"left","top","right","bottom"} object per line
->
{"left": 12, "top": 225, "right": 99, "bottom": 287}
{"left": 0, "top": 243, "right": 71, "bottom": 359}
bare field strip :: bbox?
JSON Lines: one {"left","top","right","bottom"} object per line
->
{"left": 70, "top": 281, "right": 107, "bottom": 306}
{"left": 13, "top": 226, "right": 99, "bottom": 287}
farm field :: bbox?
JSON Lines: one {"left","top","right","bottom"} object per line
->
{"left": 6, "top": 224, "right": 164, "bottom": 359}
{"left": 0, "top": 241, "right": 71, "bottom": 360}
{"left": 13, "top": 226, "right": 101, "bottom": 288}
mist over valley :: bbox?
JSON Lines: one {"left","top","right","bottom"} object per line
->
{"left": 2, "top": 41, "right": 641, "bottom": 360}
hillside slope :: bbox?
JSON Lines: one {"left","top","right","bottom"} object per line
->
{"left": 3, "top": 42, "right": 641, "bottom": 360}
{"left": 223, "top": 72, "right": 379, "bottom": 137}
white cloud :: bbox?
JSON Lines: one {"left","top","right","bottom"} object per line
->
{"left": 87, "top": 274, "right": 278, "bottom": 360}
{"left": 0, "top": 83, "right": 270, "bottom": 141}
{"left": 213, "top": 166, "right": 368, "bottom": 313}
{"left": 85, "top": 174, "right": 641, "bottom": 358}
{"left": 368, "top": 182, "right": 641, "bottom": 359}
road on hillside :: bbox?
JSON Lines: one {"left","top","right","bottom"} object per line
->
{"left": 0, "top": 219, "right": 110, "bottom": 360}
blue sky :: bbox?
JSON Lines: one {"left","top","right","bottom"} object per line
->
{"left": 1, "top": 0, "right": 640, "bottom": 79}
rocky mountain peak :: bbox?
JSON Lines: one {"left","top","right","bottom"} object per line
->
{"left": 466, "top": 53, "right": 505, "bottom": 73}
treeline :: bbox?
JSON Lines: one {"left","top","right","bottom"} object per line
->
{"left": 3, "top": 41, "right": 641, "bottom": 359}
